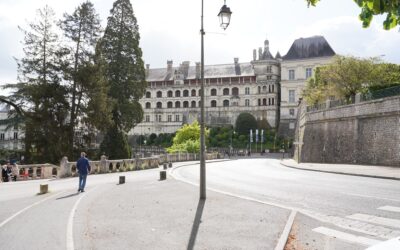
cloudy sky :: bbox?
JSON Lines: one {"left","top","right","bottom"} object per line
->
{"left": 0, "top": 0, "right": 399, "bottom": 88}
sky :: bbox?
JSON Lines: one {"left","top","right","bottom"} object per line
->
{"left": 0, "top": 0, "right": 399, "bottom": 89}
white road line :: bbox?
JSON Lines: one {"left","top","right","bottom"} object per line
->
{"left": 0, "top": 191, "right": 66, "bottom": 229}
{"left": 66, "top": 187, "right": 97, "bottom": 250}
{"left": 347, "top": 213, "right": 400, "bottom": 229}
{"left": 275, "top": 210, "right": 297, "bottom": 250}
{"left": 378, "top": 206, "right": 400, "bottom": 213}
{"left": 312, "top": 227, "right": 381, "bottom": 246}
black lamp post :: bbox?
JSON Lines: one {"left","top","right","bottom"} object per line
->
{"left": 200, "top": 0, "right": 232, "bottom": 200}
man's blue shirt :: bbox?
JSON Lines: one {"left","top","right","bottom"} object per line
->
{"left": 77, "top": 157, "right": 90, "bottom": 175}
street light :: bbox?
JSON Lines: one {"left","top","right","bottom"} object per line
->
{"left": 200, "top": 0, "right": 232, "bottom": 200}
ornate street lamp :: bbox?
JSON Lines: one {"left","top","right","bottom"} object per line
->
{"left": 200, "top": 0, "right": 232, "bottom": 200}
{"left": 218, "top": 0, "right": 232, "bottom": 30}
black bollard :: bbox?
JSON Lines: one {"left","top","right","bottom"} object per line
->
{"left": 160, "top": 170, "right": 166, "bottom": 180}
{"left": 168, "top": 162, "right": 172, "bottom": 168}
{"left": 163, "top": 163, "right": 168, "bottom": 170}
{"left": 119, "top": 176, "right": 125, "bottom": 184}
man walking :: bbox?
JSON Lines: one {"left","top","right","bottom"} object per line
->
{"left": 77, "top": 152, "right": 91, "bottom": 192}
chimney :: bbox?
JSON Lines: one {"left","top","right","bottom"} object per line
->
{"left": 264, "top": 39, "right": 270, "bottom": 53}
{"left": 145, "top": 64, "right": 150, "bottom": 77}
{"left": 234, "top": 58, "right": 239, "bottom": 64}
{"left": 258, "top": 47, "right": 263, "bottom": 60}
{"left": 195, "top": 62, "right": 200, "bottom": 79}
{"left": 167, "top": 60, "right": 173, "bottom": 73}
{"left": 253, "top": 49, "right": 257, "bottom": 61}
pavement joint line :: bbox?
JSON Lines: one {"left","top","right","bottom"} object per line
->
{"left": 274, "top": 210, "right": 297, "bottom": 250}
{"left": 280, "top": 161, "right": 400, "bottom": 181}
{"left": 169, "top": 163, "right": 400, "bottom": 244}
{"left": 0, "top": 190, "right": 67, "bottom": 229}
{"left": 66, "top": 186, "right": 99, "bottom": 250}
{"left": 312, "top": 226, "right": 382, "bottom": 246}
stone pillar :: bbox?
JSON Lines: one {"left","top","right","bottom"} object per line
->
{"left": 32, "top": 167, "right": 37, "bottom": 179}
{"left": 100, "top": 155, "right": 107, "bottom": 173}
{"left": 59, "top": 156, "right": 70, "bottom": 178}
{"left": 355, "top": 93, "right": 362, "bottom": 103}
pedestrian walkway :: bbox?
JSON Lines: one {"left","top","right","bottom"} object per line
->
{"left": 280, "top": 159, "right": 400, "bottom": 180}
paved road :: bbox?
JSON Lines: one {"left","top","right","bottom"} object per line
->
{"left": 172, "top": 158, "right": 400, "bottom": 249}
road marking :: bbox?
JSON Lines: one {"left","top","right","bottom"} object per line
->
{"left": 275, "top": 210, "right": 297, "bottom": 250}
{"left": 378, "top": 206, "right": 400, "bottom": 213}
{"left": 347, "top": 213, "right": 400, "bottom": 229}
{"left": 66, "top": 187, "right": 97, "bottom": 250}
{"left": 0, "top": 191, "right": 66, "bottom": 229}
{"left": 312, "top": 227, "right": 381, "bottom": 246}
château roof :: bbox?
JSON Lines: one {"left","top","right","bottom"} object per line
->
{"left": 147, "top": 62, "right": 255, "bottom": 81}
{"left": 283, "top": 36, "right": 335, "bottom": 60}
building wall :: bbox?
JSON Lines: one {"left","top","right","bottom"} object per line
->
{"left": 299, "top": 96, "right": 400, "bottom": 166}
{"left": 0, "top": 110, "right": 25, "bottom": 150}
{"left": 279, "top": 56, "right": 334, "bottom": 137}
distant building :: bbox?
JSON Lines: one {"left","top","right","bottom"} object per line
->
{"left": 279, "top": 36, "right": 335, "bottom": 137}
{"left": 133, "top": 35, "right": 335, "bottom": 138}
{"left": 0, "top": 105, "right": 25, "bottom": 150}
{"left": 132, "top": 38, "right": 280, "bottom": 135}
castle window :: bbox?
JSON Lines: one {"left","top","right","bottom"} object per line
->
{"left": 223, "top": 100, "right": 229, "bottom": 107}
{"left": 183, "top": 101, "right": 189, "bottom": 108}
{"left": 232, "top": 87, "right": 239, "bottom": 96}
{"left": 145, "top": 102, "right": 151, "bottom": 109}
{"left": 245, "top": 87, "right": 250, "bottom": 95}
{"left": 258, "top": 86, "right": 261, "bottom": 94}
{"left": 183, "top": 90, "right": 189, "bottom": 97}
{"left": 211, "top": 88, "right": 217, "bottom": 96}
{"left": 167, "top": 91, "right": 173, "bottom": 97}
{"left": 145, "top": 115, "right": 150, "bottom": 122}
{"left": 191, "top": 101, "right": 196, "bottom": 108}
{"left": 289, "top": 70, "right": 295, "bottom": 80}
{"left": 289, "top": 90, "right": 295, "bottom": 103}
{"left": 306, "top": 68, "right": 312, "bottom": 79}
{"left": 175, "top": 101, "right": 181, "bottom": 108}
{"left": 156, "top": 102, "right": 162, "bottom": 108}
{"left": 245, "top": 99, "right": 250, "bottom": 106}
{"left": 146, "top": 92, "right": 151, "bottom": 98}
{"left": 175, "top": 115, "right": 180, "bottom": 122}
{"left": 191, "top": 89, "right": 197, "bottom": 96}
{"left": 167, "top": 102, "right": 173, "bottom": 108}
{"left": 263, "top": 99, "right": 267, "bottom": 106}
{"left": 267, "top": 66, "right": 272, "bottom": 73}
{"left": 223, "top": 88, "right": 229, "bottom": 95}
{"left": 175, "top": 90, "right": 181, "bottom": 97}
{"left": 211, "top": 100, "right": 217, "bottom": 107}
{"left": 156, "top": 91, "right": 162, "bottom": 98}
{"left": 290, "top": 109, "right": 295, "bottom": 116}
{"left": 167, "top": 115, "right": 172, "bottom": 122}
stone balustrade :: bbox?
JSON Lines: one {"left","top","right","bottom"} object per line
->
{"left": 0, "top": 163, "right": 58, "bottom": 182}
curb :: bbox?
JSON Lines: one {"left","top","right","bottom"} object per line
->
{"left": 280, "top": 162, "right": 400, "bottom": 181}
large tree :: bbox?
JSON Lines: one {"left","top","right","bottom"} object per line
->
{"left": 307, "top": 0, "right": 400, "bottom": 30}
{"left": 59, "top": 1, "right": 112, "bottom": 156}
{"left": 303, "top": 55, "right": 400, "bottom": 104}
{"left": 99, "top": 0, "right": 147, "bottom": 158}
{"left": 235, "top": 113, "right": 257, "bottom": 136}
{"left": 6, "top": 5, "right": 70, "bottom": 163}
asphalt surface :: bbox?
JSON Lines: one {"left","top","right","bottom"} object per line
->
{"left": 172, "top": 158, "right": 400, "bottom": 249}
{"left": 1, "top": 158, "right": 399, "bottom": 250}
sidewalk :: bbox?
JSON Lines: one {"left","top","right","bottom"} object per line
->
{"left": 280, "top": 159, "right": 400, "bottom": 180}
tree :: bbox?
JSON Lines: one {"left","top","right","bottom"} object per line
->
{"left": 6, "top": 6, "right": 70, "bottom": 164}
{"left": 59, "top": 1, "right": 112, "bottom": 157}
{"left": 100, "top": 127, "right": 131, "bottom": 159}
{"left": 306, "top": 0, "right": 400, "bottom": 30}
{"left": 167, "top": 121, "right": 208, "bottom": 153}
{"left": 303, "top": 55, "right": 400, "bottom": 104}
{"left": 99, "top": 0, "right": 147, "bottom": 158}
{"left": 235, "top": 113, "right": 257, "bottom": 135}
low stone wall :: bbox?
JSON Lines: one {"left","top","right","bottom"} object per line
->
{"left": 0, "top": 164, "right": 58, "bottom": 182}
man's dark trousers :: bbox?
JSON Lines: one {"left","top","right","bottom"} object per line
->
{"left": 79, "top": 173, "right": 87, "bottom": 191}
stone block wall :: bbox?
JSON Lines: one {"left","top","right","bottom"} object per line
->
{"left": 299, "top": 96, "right": 400, "bottom": 166}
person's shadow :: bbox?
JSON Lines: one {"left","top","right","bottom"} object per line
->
{"left": 187, "top": 199, "right": 206, "bottom": 250}
{"left": 56, "top": 192, "right": 80, "bottom": 200}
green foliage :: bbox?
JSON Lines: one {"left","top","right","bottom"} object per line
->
{"left": 167, "top": 121, "right": 207, "bottom": 153}
{"left": 100, "top": 126, "right": 131, "bottom": 159}
{"left": 306, "top": 0, "right": 400, "bottom": 30}
{"left": 100, "top": 0, "right": 147, "bottom": 132}
{"left": 235, "top": 113, "right": 257, "bottom": 135}
{"left": 303, "top": 55, "right": 400, "bottom": 104}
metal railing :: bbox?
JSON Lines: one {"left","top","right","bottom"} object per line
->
{"left": 361, "top": 85, "right": 400, "bottom": 102}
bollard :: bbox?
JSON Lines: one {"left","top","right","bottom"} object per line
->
{"left": 119, "top": 176, "right": 125, "bottom": 184}
{"left": 159, "top": 170, "right": 166, "bottom": 181}
{"left": 168, "top": 162, "right": 172, "bottom": 168}
{"left": 163, "top": 163, "right": 168, "bottom": 170}
{"left": 39, "top": 184, "right": 48, "bottom": 194}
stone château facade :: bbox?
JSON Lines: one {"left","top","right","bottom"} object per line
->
{"left": 131, "top": 36, "right": 336, "bottom": 138}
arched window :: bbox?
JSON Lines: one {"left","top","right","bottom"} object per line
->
{"left": 183, "top": 90, "right": 189, "bottom": 97}
{"left": 223, "top": 88, "right": 229, "bottom": 95}
{"left": 268, "top": 98, "right": 271, "bottom": 106}
{"left": 211, "top": 100, "right": 217, "bottom": 107}
{"left": 183, "top": 101, "right": 189, "bottom": 108}
{"left": 245, "top": 87, "right": 250, "bottom": 95}
{"left": 223, "top": 100, "right": 229, "bottom": 107}
{"left": 232, "top": 87, "right": 239, "bottom": 96}
{"left": 272, "top": 85, "right": 275, "bottom": 93}
{"left": 145, "top": 102, "right": 151, "bottom": 109}
{"left": 198, "top": 89, "right": 201, "bottom": 96}
{"left": 268, "top": 85, "right": 271, "bottom": 93}
{"left": 258, "top": 86, "right": 261, "bottom": 94}
{"left": 146, "top": 92, "right": 151, "bottom": 98}
{"left": 167, "top": 91, "right": 173, "bottom": 97}
{"left": 191, "top": 101, "right": 196, "bottom": 108}
{"left": 175, "top": 90, "right": 181, "bottom": 97}
{"left": 191, "top": 89, "right": 197, "bottom": 96}
{"left": 245, "top": 99, "right": 250, "bottom": 106}
{"left": 263, "top": 99, "right": 267, "bottom": 106}
{"left": 156, "top": 102, "right": 162, "bottom": 108}
{"left": 175, "top": 101, "right": 181, "bottom": 108}
{"left": 167, "top": 101, "right": 173, "bottom": 108}
{"left": 258, "top": 99, "right": 261, "bottom": 106}
{"left": 272, "top": 98, "right": 275, "bottom": 105}
{"left": 157, "top": 91, "right": 162, "bottom": 98}
{"left": 211, "top": 88, "right": 217, "bottom": 96}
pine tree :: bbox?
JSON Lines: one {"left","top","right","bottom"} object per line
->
{"left": 7, "top": 5, "right": 70, "bottom": 163}
{"left": 99, "top": 0, "right": 147, "bottom": 158}
{"left": 59, "top": 1, "right": 112, "bottom": 157}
